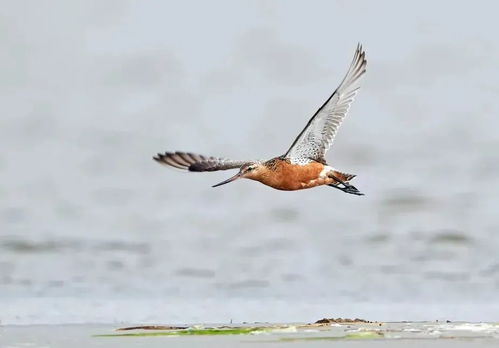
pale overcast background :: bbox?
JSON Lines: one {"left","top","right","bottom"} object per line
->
{"left": 1, "top": 1, "right": 499, "bottom": 324}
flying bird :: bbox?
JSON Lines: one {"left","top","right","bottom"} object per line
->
{"left": 154, "top": 44, "right": 367, "bottom": 195}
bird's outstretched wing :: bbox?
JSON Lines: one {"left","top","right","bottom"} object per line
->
{"left": 153, "top": 151, "right": 248, "bottom": 172}
{"left": 284, "top": 44, "right": 367, "bottom": 164}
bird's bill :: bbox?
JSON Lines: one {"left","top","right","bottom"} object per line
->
{"left": 212, "top": 172, "right": 242, "bottom": 188}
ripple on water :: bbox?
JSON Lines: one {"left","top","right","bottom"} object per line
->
{"left": 220, "top": 280, "right": 270, "bottom": 290}
{"left": 1, "top": 239, "right": 79, "bottom": 253}
{"left": 429, "top": 230, "right": 472, "bottom": 245}
{"left": 175, "top": 267, "right": 216, "bottom": 279}
{"left": 380, "top": 191, "right": 434, "bottom": 213}
{"left": 0, "top": 238, "right": 151, "bottom": 254}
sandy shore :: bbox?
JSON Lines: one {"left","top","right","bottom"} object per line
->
{"left": 2, "top": 321, "right": 499, "bottom": 348}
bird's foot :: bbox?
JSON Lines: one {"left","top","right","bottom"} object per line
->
{"left": 328, "top": 183, "right": 364, "bottom": 196}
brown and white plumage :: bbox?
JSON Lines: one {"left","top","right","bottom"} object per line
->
{"left": 154, "top": 44, "right": 367, "bottom": 195}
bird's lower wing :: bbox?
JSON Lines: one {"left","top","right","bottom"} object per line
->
{"left": 153, "top": 151, "right": 248, "bottom": 172}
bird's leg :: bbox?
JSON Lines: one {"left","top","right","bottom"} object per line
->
{"left": 327, "top": 173, "right": 364, "bottom": 196}
{"left": 328, "top": 183, "right": 346, "bottom": 192}
{"left": 328, "top": 183, "right": 364, "bottom": 196}
{"left": 328, "top": 173, "right": 349, "bottom": 188}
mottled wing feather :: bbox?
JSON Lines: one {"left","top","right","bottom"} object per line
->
{"left": 153, "top": 151, "right": 248, "bottom": 172}
{"left": 284, "top": 44, "right": 367, "bottom": 164}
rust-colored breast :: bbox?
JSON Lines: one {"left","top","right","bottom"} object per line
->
{"left": 253, "top": 159, "right": 330, "bottom": 191}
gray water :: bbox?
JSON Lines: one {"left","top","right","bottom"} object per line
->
{"left": 1, "top": 1, "right": 499, "bottom": 325}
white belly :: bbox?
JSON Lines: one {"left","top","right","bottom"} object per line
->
{"left": 319, "top": 165, "right": 334, "bottom": 178}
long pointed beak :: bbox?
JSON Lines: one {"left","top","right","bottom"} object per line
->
{"left": 212, "top": 172, "right": 242, "bottom": 188}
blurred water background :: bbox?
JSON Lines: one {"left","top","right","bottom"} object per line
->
{"left": 1, "top": 1, "right": 499, "bottom": 324}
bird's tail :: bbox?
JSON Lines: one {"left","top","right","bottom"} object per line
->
{"left": 334, "top": 170, "right": 356, "bottom": 182}
{"left": 328, "top": 170, "right": 364, "bottom": 196}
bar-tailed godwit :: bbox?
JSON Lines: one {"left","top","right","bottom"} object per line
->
{"left": 154, "top": 44, "right": 367, "bottom": 195}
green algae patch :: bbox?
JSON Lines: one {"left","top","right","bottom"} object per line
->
{"left": 280, "top": 331, "right": 384, "bottom": 342}
{"left": 95, "top": 327, "right": 266, "bottom": 337}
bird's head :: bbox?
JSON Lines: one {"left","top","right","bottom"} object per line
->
{"left": 212, "top": 162, "right": 264, "bottom": 187}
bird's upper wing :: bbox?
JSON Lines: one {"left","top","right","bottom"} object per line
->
{"left": 153, "top": 151, "right": 248, "bottom": 172}
{"left": 284, "top": 44, "right": 367, "bottom": 164}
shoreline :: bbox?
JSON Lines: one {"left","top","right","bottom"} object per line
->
{"left": 2, "top": 321, "right": 499, "bottom": 347}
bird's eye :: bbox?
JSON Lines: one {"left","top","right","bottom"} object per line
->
{"left": 247, "top": 166, "right": 254, "bottom": 171}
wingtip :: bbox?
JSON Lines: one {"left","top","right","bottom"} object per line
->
{"left": 355, "top": 43, "right": 366, "bottom": 59}
{"left": 354, "top": 43, "right": 367, "bottom": 72}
